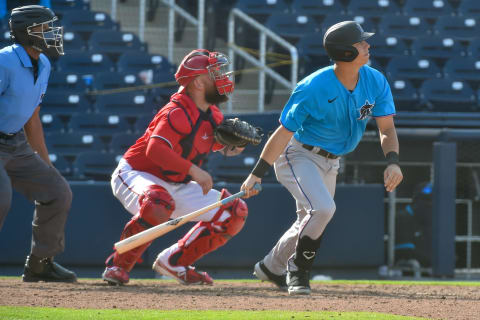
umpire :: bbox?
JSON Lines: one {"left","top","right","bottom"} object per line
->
{"left": 0, "top": 5, "right": 76, "bottom": 282}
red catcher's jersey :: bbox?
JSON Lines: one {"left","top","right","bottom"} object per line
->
{"left": 123, "top": 93, "right": 224, "bottom": 183}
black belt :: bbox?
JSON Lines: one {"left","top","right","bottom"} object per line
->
{"left": 302, "top": 144, "right": 339, "bottom": 159}
{"left": 0, "top": 131, "right": 18, "bottom": 140}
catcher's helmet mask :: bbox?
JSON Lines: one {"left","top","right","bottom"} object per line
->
{"left": 9, "top": 5, "right": 64, "bottom": 58}
{"left": 323, "top": 21, "right": 374, "bottom": 62}
{"left": 175, "top": 49, "right": 234, "bottom": 95}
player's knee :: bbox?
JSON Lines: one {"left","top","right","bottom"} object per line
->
{"left": 49, "top": 176, "right": 72, "bottom": 211}
{"left": 312, "top": 201, "right": 336, "bottom": 222}
{"left": 138, "top": 185, "right": 175, "bottom": 226}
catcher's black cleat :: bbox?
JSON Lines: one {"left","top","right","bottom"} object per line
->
{"left": 253, "top": 261, "right": 287, "bottom": 291}
{"left": 23, "top": 255, "right": 77, "bottom": 283}
{"left": 287, "top": 269, "right": 311, "bottom": 295}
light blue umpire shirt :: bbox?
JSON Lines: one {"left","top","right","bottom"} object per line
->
{"left": 0, "top": 44, "right": 51, "bottom": 134}
{"left": 280, "top": 65, "right": 395, "bottom": 156}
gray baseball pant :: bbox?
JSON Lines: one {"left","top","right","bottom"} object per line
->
{"left": 0, "top": 132, "right": 72, "bottom": 258}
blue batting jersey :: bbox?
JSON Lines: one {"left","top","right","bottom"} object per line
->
{"left": 280, "top": 65, "right": 395, "bottom": 156}
{"left": 0, "top": 44, "right": 51, "bottom": 134}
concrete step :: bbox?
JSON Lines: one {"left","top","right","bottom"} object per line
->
{"left": 228, "top": 89, "right": 290, "bottom": 113}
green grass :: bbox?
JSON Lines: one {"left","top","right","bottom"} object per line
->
{"left": 0, "top": 307, "right": 429, "bottom": 320}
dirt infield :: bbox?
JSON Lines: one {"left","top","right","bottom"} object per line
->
{"left": 0, "top": 278, "right": 479, "bottom": 320}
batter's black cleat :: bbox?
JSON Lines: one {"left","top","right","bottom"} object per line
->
{"left": 253, "top": 261, "right": 287, "bottom": 291}
{"left": 287, "top": 269, "right": 311, "bottom": 295}
{"left": 22, "top": 255, "right": 77, "bottom": 283}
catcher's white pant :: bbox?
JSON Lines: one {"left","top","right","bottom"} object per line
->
{"left": 263, "top": 137, "right": 340, "bottom": 275}
{"left": 111, "top": 158, "right": 223, "bottom": 221}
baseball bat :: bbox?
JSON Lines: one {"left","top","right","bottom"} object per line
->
{"left": 114, "top": 184, "right": 261, "bottom": 254}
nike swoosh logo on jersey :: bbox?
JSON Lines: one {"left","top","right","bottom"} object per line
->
{"left": 328, "top": 97, "right": 337, "bottom": 103}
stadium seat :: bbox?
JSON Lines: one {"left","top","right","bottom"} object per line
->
{"left": 387, "top": 78, "right": 420, "bottom": 111}
{"left": 93, "top": 92, "right": 157, "bottom": 116}
{"left": 443, "top": 57, "right": 480, "bottom": 86}
{"left": 433, "top": 16, "right": 480, "bottom": 42}
{"left": 234, "top": 0, "right": 290, "bottom": 24}
{"left": 61, "top": 11, "right": 117, "bottom": 35}
{"left": 55, "top": 52, "right": 115, "bottom": 75}
{"left": 467, "top": 38, "right": 480, "bottom": 58}
{"left": 386, "top": 56, "right": 441, "bottom": 82}
{"left": 378, "top": 14, "right": 430, "bottom": 39}
{"left": 134, "top": 114, "right": 154, "bottom": 133}
{"left": 48, "top": 72, "right": 87, "bottom": 95}
{"left": 73, "top": 151, "right": 119, "bottom": 181}
{"left": 265, "top": 13, "right": 320, "bottom": 45}
{"left": 420, "top": 79, "right": 476, "bottom": 112}
{"left": 49, "top": 153, "right": 73, "bottom": 178}
{"left": 0, "top": 28, "right": 12, "bottom": 48}
{"left": 69, "top": 114, "right": 130, "bottom": 135}
{"left": 51, "top": 0, "right": 90, "bottom": 19}
{"left": 346, "top": 0, "right": 401, "bottom": 18}
{"left": 41, "top": 92, "right": 91, "bottom": 114}
{"left": 291, "top": 0, "right": 345, "bottom": 23}
{"left": 402, "top": 0, "right": 453, "bottom": 19}
{"left": 62, "top": 31, "right": 87, "bottom": 52}
{"left": 151, "top": 72, "right": 177, "bottom": 100}
{"left": 117, "top": 52, "right": 176, "bottom": 75}
{"left": 39, "top": 113, "right": 66, "bottom": 133}
{"left": 296, "top": 33, "right": 331, "bottom": 77}
{"left": 88, "top": 30, "right": 147, "bottom": 56}
{"left": 91, "top": 72, "right": 142, "bottom": 92}
{"left": 457, "top": 0, "right": 480, "bottom": 18}
{"left": 46, "top": 132, "right": 105, "bottom": 156}
{"left": 322, "top": 15, "right": 376, "bottom": 34}
{"left": 110, "top": 133, "right": 139, "bottom": 155}
{"left": 410, "top": 36, "right": 465, "bottom": 60}
{"left": 366, "top": 35, "right": 409, "bottom": 59}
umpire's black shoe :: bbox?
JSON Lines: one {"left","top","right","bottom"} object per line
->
{"left": 253, "top": 261, "right": 287, "bottom": 291}
{"left": 22, "top": 255, "right": 77, "bottom": 283}
{"left": 287, "top": 269, "right": 311, "bottom": 295}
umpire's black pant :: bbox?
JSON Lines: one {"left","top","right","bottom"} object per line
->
{"left": 0, "top": 132, "right": 72, "bottom": 258}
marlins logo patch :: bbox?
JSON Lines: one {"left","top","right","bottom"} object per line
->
{"left": 357, "top": 100, "right": 374, "bottom": 120}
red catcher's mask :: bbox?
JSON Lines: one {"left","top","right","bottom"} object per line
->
{"left": 175, "top": 49, "right": 234, "bottom": 95}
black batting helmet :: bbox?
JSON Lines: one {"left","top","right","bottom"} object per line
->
{"left": 323, "top": 21, "right": 374, "bottom": 62}
{"left": 9, "top": 5, "right": 64, "bottom": 58}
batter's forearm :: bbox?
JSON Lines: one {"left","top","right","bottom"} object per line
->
{"left": 379, "top": 127, "right": 399, "bottom": 156}
{"left": 259, "top": 125, "right": 294, "bottom": 164}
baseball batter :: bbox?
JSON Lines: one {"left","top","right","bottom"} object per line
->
{"left": 102, "top": 49, "right": 252, "bottom": 286}
{"left": 241, "top": 21, "right": 403, "bottom": 295}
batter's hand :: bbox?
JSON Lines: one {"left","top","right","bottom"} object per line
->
{"left": 241, "top": 174, "right": 262, "bottom": 198}
{"left": 189, "top": 164, "right": 213, "bottom": 195}
{"left": 384, "top": 164, "right": 403, "bottom": 192}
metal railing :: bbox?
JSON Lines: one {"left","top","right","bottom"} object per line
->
{"left": 227, "top": 8, "right": 298, "bottom": 113}
{"left": 109, "top": 0, "right": 147, "bottom": 42}
{"left": 160, "top": 0, "right": 205, "bottom": 63}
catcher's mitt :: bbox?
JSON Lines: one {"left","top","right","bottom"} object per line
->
{"left": 214, "top": 118, "right": 263, "bottom": 147}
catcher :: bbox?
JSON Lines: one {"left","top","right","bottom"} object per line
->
{"left": 102, "top": 49, "right": 262, "bottom": 285}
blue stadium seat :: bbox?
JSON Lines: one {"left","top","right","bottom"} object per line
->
{"left": 467, "top": 38, "right": 480, "bottom": 58}
{"left": 296, "top": 33, "right": 331, "bottom": 77}
{"left": 420, "top": 79, "right": 476, "bottom": 112}
{"left": 457, "top": 0, "right": 480, "bottom": 18}
{"left": 386, "top": 56, "right": 441, "bottom": 82}
{"left": 402, "top": 0, "right": 453, "bottom": 19}
{"left": 347, "top": 0, "right": 401, "bottom": 18}
{"left": 88, "top": 30, "right": 146, "bottom": 55}
{"left": 151, "top": 72, "right": 177, "bottom": 100}
{"left": 366, "top": 35, "right": 409, "bottom": 59}
{"left": 48, "top": 72, "right": 87, "bottom": 95}
{"left": 235, "top": 0, "right": 290, "bottom": 24}
{"left": 49, "top": 153, "right": 73, "bottom": 178}
{"left": 291, "top": 0, "right": 345, "bottom": 23}
{"left": 51, "top": 0, "right": 90, "bottom": 18}
{"left": 55, "top": 52, "right": 115, "bottom": 75}
{"left": 0, "top": 28, "right": 12, "bottom": 48}
{"left": 134, "top": 114, "right": 153, "bottom": 133}
{"left": 410, "top": 36, "right": 465, "bottom": 60}
{"left": 443, "top": 57, "right": 480, "bottom": 84}
{"left": 94, "top": 92, "right": 157, "bottom": 116}
{"left": 117, "top": 52, "right": 176, "bottom": 74}
{"left": 265, "top": 13, "right": 320, "bottom": 45}
{"left": 110, "top": 133, "right": 139, "bottom": 155}
{"left": 73, "top": 151, "right": 119, "bottom": 181}
{"left": 322, "top": 15, "right": 376, "bottom": 34}
{"left": 61, "top": 11, "right": 117, "bottom": 35}
{"left": 42, "top": 92, "right": 91, "bottom": 114}
{"left": 388, "top": 78, "right": 420, "bottom": 111}
{"left": 433, "top": 16, "right": 479, "bottom": 42}
{"left": 91, "top": 72, "right": 142, "bottom": 91}
{"left": 69, "top": 114, "right": 130, "bottom": 135}
{"left": 378, "top": 14, "right": 431, "bottom": 39}
{"left": 62, "top": 31, "right": 87, "bottom": 52}
{"left": 46, "top": 132, "right": 105, "bottom": 156}
{"left": 40, "top": 113, "right": 66, "bottom": 132}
